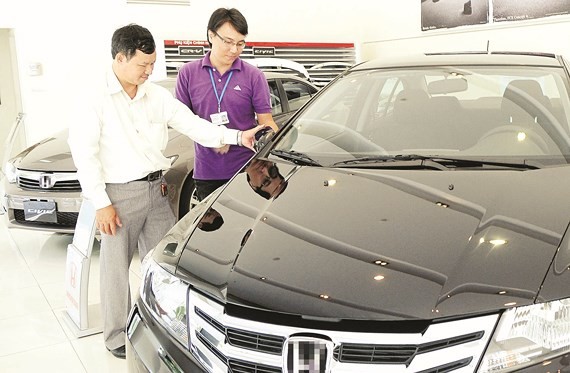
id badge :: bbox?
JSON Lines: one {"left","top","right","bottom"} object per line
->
{"left": 210, "top": 111, "right": 230, "bottom": 126}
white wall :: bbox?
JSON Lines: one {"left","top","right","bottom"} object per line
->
{"left": 360, "top": 1, "right": 570, "bottom": 60}
{"left": 0, "top": 29, "right": 22, "bottom": 152}
{"left": 2, "top": 0, "right": 570, "bottom": 146}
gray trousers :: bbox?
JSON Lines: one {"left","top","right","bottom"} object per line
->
{"left": 100, "top": 178, "right": 176, "bottom": 350}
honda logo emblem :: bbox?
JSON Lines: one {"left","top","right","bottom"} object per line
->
{"left": 284, "top": 336, "right": 333, "bottom": 373}
{"left": 39, "top": 174, "right": 55, "bottom": 189}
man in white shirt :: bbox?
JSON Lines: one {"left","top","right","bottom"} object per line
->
{"left": 68, "top": 23, "right": 263, "bottom": 359}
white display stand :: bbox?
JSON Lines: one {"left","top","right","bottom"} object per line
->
{"left": 62, "top": 199, "right": 102, "bottom": 337}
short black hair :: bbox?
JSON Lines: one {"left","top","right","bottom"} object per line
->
{"left": 197, "top": 208, "right": 225, "bottom": 232}
{"left": 111, "top": 23, "right": 156, "bottom": 60}
{"left": 246, "top": 173, "right": 288, "bottom": 200}
{"left": 207, "top": 8, "right": 248, "bottom": 47}
{"left": 198, "top": 215, "right": 224, "bottom": 232}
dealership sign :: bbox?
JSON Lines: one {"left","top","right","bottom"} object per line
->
{"left": 178, "top": 46, "right": 204, "bottom": 56}
{"left": 63, "top": 199, "right": 101, "bottom": 337}
{"left": 253, "top": 47, "right": 275, "bottom": 56}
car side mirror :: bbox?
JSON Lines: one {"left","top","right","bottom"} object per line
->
{"left": 254, "top": 127, "right": 275, "bottom": 152}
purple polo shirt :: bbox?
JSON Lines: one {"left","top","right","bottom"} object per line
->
{"left": 175, "top": 53, "right": 272, "bottom": 180}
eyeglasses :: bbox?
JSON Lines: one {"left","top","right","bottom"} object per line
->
{"left": 259, "top": 164, "right": 279, "bottom": 188}
{"left": 213, "top": 31, "right": 246, "bottom": 49}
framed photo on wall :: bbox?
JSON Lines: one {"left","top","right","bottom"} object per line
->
{"left": 493, "top": 0, "right": 570, "bottom": 22}
{"left": 421, "top": 0, "right": 490, "bottom": 31}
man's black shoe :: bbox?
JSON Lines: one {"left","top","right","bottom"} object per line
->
{"left": 107, "top": 345, "right": 126, "bottom": 359}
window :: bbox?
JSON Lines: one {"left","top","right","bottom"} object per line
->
{"left": 268, "top": 80, "right": 283, "bottom": 116}
{"left": 282, "top": 80, "right": 317, "bottom": 112}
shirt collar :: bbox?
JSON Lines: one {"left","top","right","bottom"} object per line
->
{"left": 202, "top": 51, "right": 243, "bottom": 73}
{"left": 106, "top": 68, "right": 123, "bottom": 95}
{"left": 105, "top": 67, "right": 148, "bottom": 100}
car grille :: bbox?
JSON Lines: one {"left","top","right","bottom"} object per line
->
{"left": 334, "top": 331, "right": 483, "bottom": 364}
{"left": 195, "top": 307, "right": 285, "bottom": 354}
{"left": 14, "top": 209, "right": 78, "bottom": 228}
{"left": 187, "top": 290, "right": 498, "bottom": 372}
{"left": 16, "top": 171, "right": 81, "bottom": 192}
{"left": 228, "top": 359, "right": 282, "bottom": 373}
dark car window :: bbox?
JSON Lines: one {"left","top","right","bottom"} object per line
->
{"left": 282, "top": 79, "right": 318, "bottom": 112}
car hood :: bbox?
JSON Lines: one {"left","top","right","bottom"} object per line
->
{"left": 14, "top": 129, "right": 76, "bottom": 172}
{"left": 171, "top": 162, "right": 570, "bottom": 320}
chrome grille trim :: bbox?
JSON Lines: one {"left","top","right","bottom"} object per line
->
{"left": 195, "top": 307, "right": 224, "bottom": 333}
{"left": 226, "top": 328, "right": 284, "bottom": 355}
{"left": 228, "top": 359, "right": 282, "bottom": 373}
{"left": 333, "top": 331, "right": 484, "bottom": 364}
{"left": 16, "top": 170, "right": 81, "bottom": 192}
{"left": 415, "top": 357, "right": 473, "bottom": 373}
{"left": 334, "top": 343, "right": 416, "bottom": 364}
{"left": 188, "top": 290, "right": 498, "bottom": 372}
{"left": 196, "top": 306, "right": 285, "bottom": 355}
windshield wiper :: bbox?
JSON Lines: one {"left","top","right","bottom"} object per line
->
{"left": 332, "top": 154, "right": 540, "bottom": 170}
{"left": 271, "top": 149, "right": 322, "bottom": 166}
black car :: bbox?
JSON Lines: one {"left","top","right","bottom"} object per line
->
{"left": 126, "top": 52, "right": 570, "bottom": 372}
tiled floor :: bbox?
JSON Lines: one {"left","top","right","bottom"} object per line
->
{"left": 0, "top": 218, "right": 141, "bottom": 372}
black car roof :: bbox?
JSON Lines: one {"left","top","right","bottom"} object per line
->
{"left": 352, "top": 51, "right": 564, "bottom": 71}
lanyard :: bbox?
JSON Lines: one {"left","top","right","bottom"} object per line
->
{"left": 209, "top": 68, "right": 233, "bottom": 113}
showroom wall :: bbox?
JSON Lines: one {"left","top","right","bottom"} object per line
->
{"left": 1, "top": 0, "right": 570, "bottom": 148}
{"left": 360, "top": 2, "right": 570, "bottom": 60}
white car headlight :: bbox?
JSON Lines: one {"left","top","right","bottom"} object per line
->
{"left": 140, "top": 257, "right": 189, "bottom": 345}
{"left": 3, "top": 161, "right": 18, "bottom": 183}
{"left": 479, "top": 298, "right": 570, "bottom": 372}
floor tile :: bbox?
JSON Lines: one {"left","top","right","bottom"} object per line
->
{"left": 16, "top": 232, "right": 73, "bottom": 285}
{"left": 39, "top": 280, "right": 67, "bottom": 309}
{"left": 0, "top": 285, "right": 52, "bottom": 320}
{"left": 71, "top": 333, "right": 128, "bottom": 373}
{"left": 0, "top": 342, "right": 86, "bottom": 373}
{"left": 1, "top": 219, "right": 143, "bottom": 372}
{"left": 0, "top": 259, "right": 37, "bottom": 291}
{"left": 0, "top": 310, "right": 68, "bottom": 357}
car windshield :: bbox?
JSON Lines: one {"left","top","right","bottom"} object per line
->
{"left": 274, "top": 65, "right": 570, "bottom": 167}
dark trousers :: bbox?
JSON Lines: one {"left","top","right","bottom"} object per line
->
{"left": 193, "top": 178, "right": 229, "bottom": 201}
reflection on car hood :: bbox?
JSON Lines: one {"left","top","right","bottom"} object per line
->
{"left": 173, "top": 162, "right": 570, "bottom": 320}
{"left": 15, "top": 129, "right": 76, "bottom": 172}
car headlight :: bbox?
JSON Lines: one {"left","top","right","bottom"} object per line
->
{"left": 3, "top": 161, "right": 18, "bottom": 183}
{"left": 140, "top": 256, "right": 189, "bottom": 345}
{"left": 478, "top": 298, "right": 570, "bottom": 372}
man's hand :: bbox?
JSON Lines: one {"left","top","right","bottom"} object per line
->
{"left": 96, "top": 205, "right": 122, "bottom": 236}
{"left": 241, "top": 125, "right": 271, "bottom": 151}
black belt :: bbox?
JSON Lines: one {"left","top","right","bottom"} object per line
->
{"left": 135, "top": 170, "right": 162, "bottom": 182}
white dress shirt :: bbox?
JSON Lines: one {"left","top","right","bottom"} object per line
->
{"left": 68, "top": 69, "right": 239, "bottom": 209}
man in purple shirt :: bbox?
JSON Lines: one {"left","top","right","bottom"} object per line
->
{"left": 175, "top": 7, "right": 278, "bottom": 201}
